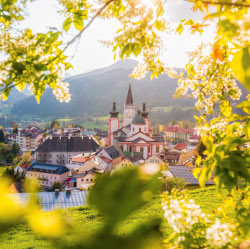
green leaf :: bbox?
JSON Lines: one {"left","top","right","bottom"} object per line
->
{"left": 2, "top": 88, "right": 10, "bottom": 101}
{"left": 217, "top": 19, "right": 239, "bottom": 41}
{"left": 15, "top": 82, "right": 26, "bottom": 92}
{"left": 73, "top": 15, "right": 84, "bottom": 31}
{"left": 63, "top": 17, "right": 72, "bottom": 31}
{"left": 231, "top": 45, "right": 250, "bottom": 90}
{"left": 88, "top": 168, "right": 160, "bottom": 229}
{"left": 131, "top": 43, "right": 141, "bottom": 57}
{"left": 176, "top": 23, "right": 184, "bottom": 35}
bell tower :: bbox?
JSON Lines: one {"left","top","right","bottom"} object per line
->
{"left": 108, "top": 100, "right": 120, "bottom": 146}
{"left": 123, "top": 83, "right": 135, "bottom": 127}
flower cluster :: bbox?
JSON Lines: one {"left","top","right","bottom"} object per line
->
{"left": 175, "top": 43, "right": 241, "bottom": 115}
{"left": 206, "top": 219, "right": 234, "bottom": 248}
{"left": 130, "top": 62, "right": 148, "bottom": 79}
{"left": 60, "top": 0, "right": 79, "bottom": 10}
{"left": 162, "top": 191, "right": 208, "bottom": 233}
{"left": 162, "top": 190, "right": 237, "bottom": 248}
{"left": 53, "top": 81, "right": 71, "bottom": 103}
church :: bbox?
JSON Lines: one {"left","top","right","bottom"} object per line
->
{"left": 108, "top": 84, "right": 165, "bottom": 159}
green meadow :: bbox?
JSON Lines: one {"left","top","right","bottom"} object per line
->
{"left": 0, "top": 187, "right": 234, "bottom": 249}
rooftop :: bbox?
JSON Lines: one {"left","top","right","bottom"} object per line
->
{"left": 8, "top": 191, "right": 88, "bottom": 211}
{"left": 35, "top": 136, "right": 99, "bottom": 153}
{"left": 27, "top": 163, "right": 70, "bottom": 175}
{"left": 168, "top": 165, "right": 214, "bottom": 185}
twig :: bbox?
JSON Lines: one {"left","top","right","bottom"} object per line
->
{"left": 186, "top": 0, "right": 250, "bottom": 7}
{"left": 62, "top": 0, "right": 116, "bottom": 52}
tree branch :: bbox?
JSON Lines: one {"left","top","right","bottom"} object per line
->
{"left": 63, "top": 0, "right": 116, "bottom": 52}
{"left": 186, "top": 0, "right": 250, "bottom": 7}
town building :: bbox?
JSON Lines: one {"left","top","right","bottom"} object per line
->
{"left": 165, "top": 126, "right": 195, "bottom": 143}
{"left": 158, "top": 151, "right": 181, "bottom": 165}
{"left": 108, "top": 84, "right": 165, "bottom": 159}
{"left": 14, "top": 162, "right": 30, "bottom": 175}
{"left": 7, "top": 131, "right": 43, "bottom": 153}
{"left": 26, "top": 163, "right": 70, "bottom": 189}
{"left": 34, "top": 136, "right": 99, "bottom": 165}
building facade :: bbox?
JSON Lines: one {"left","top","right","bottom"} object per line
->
{"left": 108, "top": 84, "right": 165, "bottom": 159}
{"left": 27, "top": 163, "right": 70, "bottom": 189}
{"left": 34, "top": 136, "right": 99, "bottom": 165}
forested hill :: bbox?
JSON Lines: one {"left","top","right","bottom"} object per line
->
{"left": 9, "top": 60, "right": 192, "bottom": 118}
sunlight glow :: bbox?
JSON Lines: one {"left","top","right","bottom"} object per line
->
{"left": 140, "top": 0, "right": 155, "bottom": 9}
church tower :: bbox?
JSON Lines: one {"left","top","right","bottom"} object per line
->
{"left": 123, "top": 83, "right": 135, "bottom": 127}
{"left": 108, "top": 100, "right": 120, "bottom": 146}
{"left": 141, "top": 102, "right": 150, "bottom": 133}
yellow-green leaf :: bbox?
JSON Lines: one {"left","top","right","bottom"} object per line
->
{"left": 63, "top": 17, "right": 72, "bottom": 32}
{"left": 154, "top": 20, "right": 165, "bottom": 31}
{"left": 231, "top": 46, "right": 250, "bottom": 90}
{"left": 176, "top": 23, "right": 184, "bottom": 35}
{"left": 73, "top": 15, "right": 84, "bottom": 31}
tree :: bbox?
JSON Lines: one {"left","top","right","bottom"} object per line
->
{"left": 50, "top": 120, "right": 60, "bottom": 129}
{"left": 10, "top": 122, "right": 19, "bottom": 129}
{"left": 50, "top": 182, "right": 62, "bottom": 192}
{"left": 0, "top": 0, "right": 250, "bottom": 247}
{"left": 11, "top": 143, "right": 20, "bottom": 156}
{"left": 5, "top": 153, "right": 14, "bottom": 163}
{"left": 161, "top": 176, "right": 186, "bottom": 193}
{"left": 12, "top": 127, "right": 18, "bottom": 134}
{"left": 17, "top": 151, "right": 32, "bottom": 165}
{"left": 0, "top": 129, "right": 5, "bottom": 143}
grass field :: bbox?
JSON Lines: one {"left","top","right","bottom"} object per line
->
{"left": 152, "top": 106, "right": 174, "bottom": 112}
{"left": 0, "top": 187, "right": 233, "bottom": 249}
{"left": 80, "top": 121, "right": 108, "bottom": 131}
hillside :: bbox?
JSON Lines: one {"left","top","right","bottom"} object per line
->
{"left": 0, "top": 187, "right": 234, "bottom": 249}
{"left": 11, "top": 59, "right": 196, "bottom": 118}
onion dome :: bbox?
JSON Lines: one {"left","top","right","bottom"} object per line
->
{"left": 110, "top": 100, "right": 119, "bottom": 117}
{"left": 131, "top": 110, "right": 146, "bottom": 125}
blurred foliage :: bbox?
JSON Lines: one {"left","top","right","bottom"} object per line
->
{"left": 160, "top": 176, "right": 186, "bottom": 193}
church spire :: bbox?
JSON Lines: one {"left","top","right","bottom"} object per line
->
{"left": 125, "top": 83, "right": 133, "bottom": 105}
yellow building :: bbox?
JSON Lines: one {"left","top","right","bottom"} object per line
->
{"left": 112, "top": 158, "right": 135, "bottom": 172}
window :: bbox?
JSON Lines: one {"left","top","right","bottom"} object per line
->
{"left": 90, "top": 179, "right": 93, "bottom": 182}
{"left": 139, "top": 128, "right": 141, "bottom": 132}
{"left": 140, "top": 147, "right": 144, "bottom": 154}
{"left": 81, "top": 179, "right": 83, "bottom": 182}
{"left": 86, "top": 179, "right": 89, "bottom": 182}
{"left": 148, "top": 147, "right": 150, "bottom": 153}
{"left": 156, "top": 160, "right": 159, "bottom": 163}
{"left": 156, "top": 146, "right": 159, "bottom": 153}
{"left": 150, "top": 159, "right": 154, "bottom": 163}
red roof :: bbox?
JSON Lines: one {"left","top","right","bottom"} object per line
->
{"left": 165, "top": 126, "right": 195, "bottom": 135}
{"left": 174, "top": 143, "right": 186, "bottom": 150}
{"left": 190, "top": 134, "right": 201, "bottom": 140}
{"left": 20, "top": 162, "right": 30, "bottom": 170}
{"left": 99, "top": 156, "right": 112, "bottom": 163}
{"left": 72, "top": 157, "right": 89, "bottom": 163}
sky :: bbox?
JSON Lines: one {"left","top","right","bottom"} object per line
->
{"left": 20, "top": 0, "right": 216, "bottom": 75}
